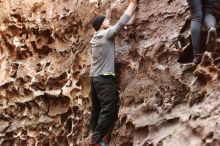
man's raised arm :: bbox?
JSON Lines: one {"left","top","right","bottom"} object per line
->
{"left": 106, "top": 0, "right": 137, "bottom": 39}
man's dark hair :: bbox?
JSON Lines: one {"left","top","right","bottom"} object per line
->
{"left": 92, "top": 15, "right": 106, "bottom": 31}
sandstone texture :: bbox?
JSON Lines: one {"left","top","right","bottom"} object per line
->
{"left": 0, "top": 0, "right": 220, "bottom": 146}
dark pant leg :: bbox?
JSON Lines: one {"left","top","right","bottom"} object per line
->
{"left": 187, "top": 0, "right": 203, "bottom": 55}
{"left": 91, "top": 76, "right": 116, "bottom": 144}
{"left": 204, "top": 0, "right": 216, "bottom": 28}
{"left": 90, "top": 77, "right": 101, "bottom": 132}
{"left": 104, "top": 90, "right": 119, "bottom": 144}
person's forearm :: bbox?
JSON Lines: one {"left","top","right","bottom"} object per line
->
{"left": 106, "top": 1, "right": 137, "bottom": 39}
{"left": 124, "top": 2, "right": 136, "bottom": 17}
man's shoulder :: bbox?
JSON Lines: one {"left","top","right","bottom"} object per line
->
{"left": 99, "top": 29, "right": 109, "bottom": 35}
{"left": 91, "top": 30, "right": 109, "bottom": 41}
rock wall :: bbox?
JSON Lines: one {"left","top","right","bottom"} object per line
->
{"left": 0, "top": 0, "right": 93, "bottom": 145}
{"left": 0, "top": 0, "right": 220, "bottom": 146}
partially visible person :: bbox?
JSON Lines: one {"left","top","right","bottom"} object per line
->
{"left": 89, "top": 0, "right": 137, "bottom": 145}
{"left": 187, "top": 0, "right": 217, "bottom": 64}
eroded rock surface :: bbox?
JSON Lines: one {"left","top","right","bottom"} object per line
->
{"left": 0, "top": 0, "right": 220, "bottom": 146}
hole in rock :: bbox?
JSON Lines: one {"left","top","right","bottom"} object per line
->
{"left": 177, "top": 43, "right": 193, "bottom": 63}
{"left": 214, "top": 59, "right": 220, "bottom": 68}
{"left": 201, "top": 59, "right": 212, "bottom": 67}
{"left": 178, "top": 31, "right": 207, "bottom": 63}
{"left": 38, "top": 45, "right": 53, "bottom": 58}
{"left": 66, "top": 118, "right": 72, "bottom": 133}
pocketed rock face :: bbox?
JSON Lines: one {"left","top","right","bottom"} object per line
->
{"left": 0, "top": 0, "right": 220, "bottom": 146}
{"left": 112, "top": 0, "right": 220, "bottom": 145}
{"left": 0, "top": 0, "right": 93, "bottom": 145}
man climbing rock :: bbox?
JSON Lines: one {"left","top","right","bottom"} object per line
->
{"left": 89, "top": 0, "right": 137, "bottom": 145}
{"left": 187, "top": 0, "right": 217, "bottom": 64}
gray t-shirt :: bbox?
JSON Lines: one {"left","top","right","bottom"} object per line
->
{"left": 90, "top": 14, "right": 131, "bottom": 77}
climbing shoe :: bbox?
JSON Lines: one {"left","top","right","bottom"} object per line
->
{"left": 94, "top": 139, "right": 107, "bottom": 146}
{"left": 193, "top": 54, "right": 202, "bottom": 65}
{"left": 99, "top": 139, "right": 107, "bottom": 146}
{"left": 206, "top": 27, "right": 217, "bottom": 52}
